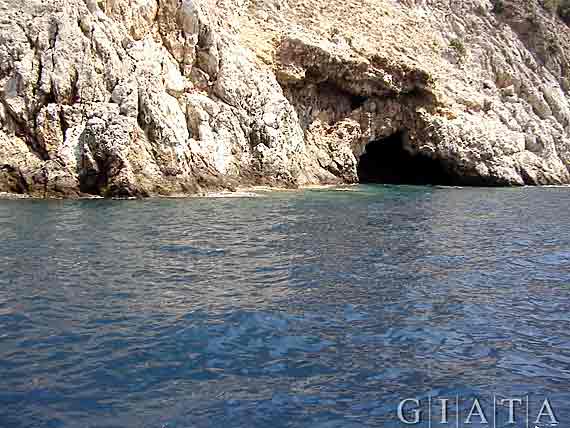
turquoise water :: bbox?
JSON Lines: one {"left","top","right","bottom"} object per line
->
{"left": 0, "top": 185, "right": 569, "bottom": 427}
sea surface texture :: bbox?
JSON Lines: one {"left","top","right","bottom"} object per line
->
{"left": 1, "top": 186, "right": 569, "bottom": 427}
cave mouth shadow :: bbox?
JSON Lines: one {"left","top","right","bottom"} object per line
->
{"left": 357, "top": 132, "right": 454, "bottom": 186}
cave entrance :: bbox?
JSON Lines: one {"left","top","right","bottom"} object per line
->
{"left": 357, "top": 132, "right": 454, "bottom": 185}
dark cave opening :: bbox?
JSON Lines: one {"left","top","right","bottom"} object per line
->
{"left": 350, "top": 94, "right": 367, "bottom": 110}
{"left": 357, "top": 132, "right": 454, "bottom": 185}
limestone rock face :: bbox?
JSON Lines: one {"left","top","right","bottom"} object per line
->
{"left": 0, "top": 0, "right": 315, "bottom": 197}
{"left": 263, "top": 1, "right": 570, "bottom": 186}
{"left": 1, "top": 0, "right": 570, "bottom": 197}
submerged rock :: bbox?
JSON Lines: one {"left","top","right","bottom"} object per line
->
{"left": 1, "top": 0, "right": 569, "bottom": 197}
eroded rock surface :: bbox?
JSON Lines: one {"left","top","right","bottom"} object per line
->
{"left": 1, "top": 0, "right": 570, "bottom": 197}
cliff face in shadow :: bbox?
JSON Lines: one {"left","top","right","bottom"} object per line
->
{"left": 1, "top": 0, "right": 570, "bottom": 197}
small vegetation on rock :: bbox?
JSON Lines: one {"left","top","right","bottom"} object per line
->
{"left": 450, "top": 38, "right": 467, "bottom": 59}
{"left": 491, "top": 0, "right": 505, "bottom": 14}
{"left": 558, "top": 0, "right": 570, "bottom": 23}
{"left": 543, "top": 0, "right": 559, "bottom": 13}
{"left": 542, "top": 0, "right": 570, "bottom": 24}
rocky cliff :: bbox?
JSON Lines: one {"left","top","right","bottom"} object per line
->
{"left": 1, "top": 0, "right": 570, "bottom": 197}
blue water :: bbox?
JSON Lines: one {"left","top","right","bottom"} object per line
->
{"left": 0, "top": 185, "right": 569, "bottom": 428}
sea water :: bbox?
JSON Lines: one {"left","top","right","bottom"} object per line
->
{"left": 1, "top": 185, "right": 569, "bottom": 427}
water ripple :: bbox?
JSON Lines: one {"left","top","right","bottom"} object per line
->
{"left": 0, "top": 187, "right": 569, "bottom": 427}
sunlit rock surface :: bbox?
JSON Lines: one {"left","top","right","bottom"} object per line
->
{"left": 1, "top": 0, "right": 570, "bottom": 197}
